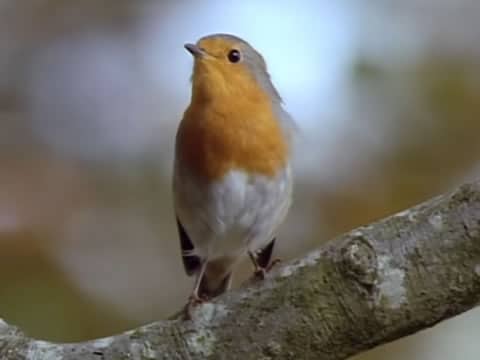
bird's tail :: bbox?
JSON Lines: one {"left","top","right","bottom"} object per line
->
{"left": 198, "top": 257, "right": 234, "bottom": 299}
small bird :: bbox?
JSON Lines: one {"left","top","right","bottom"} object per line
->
{"left": 173, "top": 34, "right": 295, "bottom": 305}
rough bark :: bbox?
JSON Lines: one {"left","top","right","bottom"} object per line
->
{"left": 1, "top": 181, "right": 480, "bottom": 360}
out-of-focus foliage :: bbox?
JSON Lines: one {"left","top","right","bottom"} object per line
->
{"left": 0, "top": 232, "right": 129, "bottom": 340}
{"left": 0, "top": 1, "right": 479, "bottom": 358}
{"left": 320, "top": 57, "right": 480, "bottom": 236}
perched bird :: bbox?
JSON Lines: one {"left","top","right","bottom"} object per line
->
{"left": 173, "top": 34, "right": 295, "bottom": 304}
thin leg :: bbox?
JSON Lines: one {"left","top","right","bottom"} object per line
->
{"left": 190, "top": 261, "right": 208, "bottom": 303}
{"left": 184, "top": 260, "right": 214, "bottom": 320}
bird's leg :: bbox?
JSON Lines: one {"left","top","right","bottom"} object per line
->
{"left": 189, "top": 261, "right": 209, "bottom": 304}
{"left": 248, "top": 251, "right": 281, "bottom": 280}
{"left": 183, "top": 261, "right": 213, "bottom": 320}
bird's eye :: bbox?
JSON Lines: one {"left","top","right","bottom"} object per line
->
{"left": 227, "top": 49, "right": 241, "bottom": 63}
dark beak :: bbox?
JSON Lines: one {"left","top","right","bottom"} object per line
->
{"left": 184, "top": 43, "right": 205, "bottom": 58}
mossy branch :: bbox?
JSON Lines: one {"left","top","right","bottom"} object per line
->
{"left": 1, "top": 181, "right": 480, "bottom": 359}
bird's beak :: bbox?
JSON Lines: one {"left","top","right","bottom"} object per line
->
{"left": 184, "top": 43, "right": 205, "bottom": 58}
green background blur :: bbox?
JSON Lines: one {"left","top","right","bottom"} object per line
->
{"left": 1, "top": 1, "right": 480, "bottom": 359}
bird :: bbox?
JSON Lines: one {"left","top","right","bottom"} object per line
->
{"left": 173, "top": 34, "right": 295, "bottom": 306}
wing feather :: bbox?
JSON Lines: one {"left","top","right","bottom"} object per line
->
{"left": 176, "top": 217, "right": 201, "bottom": 276}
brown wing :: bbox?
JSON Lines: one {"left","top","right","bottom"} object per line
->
{"left": 176, "top": 217, "right": 201, "bottom": 276}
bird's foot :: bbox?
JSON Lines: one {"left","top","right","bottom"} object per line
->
{"left": 189, "top": 293, "right": 208, "bottom": 305}
{"left": 253, "top": 258, "right": 282, "bottom": 280}
{"left": 183, "top": 293, "right": 210, "bottom": 320}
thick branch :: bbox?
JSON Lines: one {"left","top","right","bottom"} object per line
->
{"left": 1, "top": 181, "right": 480, "bottom": 360}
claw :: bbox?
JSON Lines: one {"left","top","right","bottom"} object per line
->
{"left": 266, "top": 258, "right": 281, "bottom": 272}
{"left": 183, "top": 293, "right": 210, "bottom": 320}
{"left": 189, "top": 292, "right": 209, "bottom": 305}
{"left": 250, "top": 255, "right": 282, "bottom": 281}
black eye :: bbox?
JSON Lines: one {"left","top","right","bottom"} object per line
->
{"left": 227, "top": 49, "right": 241, "bottom": 63}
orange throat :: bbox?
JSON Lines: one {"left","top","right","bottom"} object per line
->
{"left": 176, "top": 90, "right": 289, "bottom": 182}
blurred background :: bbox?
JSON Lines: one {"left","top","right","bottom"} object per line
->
{"left": 1, "top": 0, "right": 479, "bottom": 358}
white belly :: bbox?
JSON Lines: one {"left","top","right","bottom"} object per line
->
{"left": 173, "top": 166, "right": 293, "bottom": 260}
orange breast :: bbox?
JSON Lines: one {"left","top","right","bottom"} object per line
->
{"left": 176, "top": 93, "right": 288, "bottom": 182}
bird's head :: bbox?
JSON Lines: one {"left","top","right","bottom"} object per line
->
{"left": 185, "top": 34, "right": 281, "bottom": 104}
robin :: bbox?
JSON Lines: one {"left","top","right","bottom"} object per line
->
{"left": 173, "top": 34, "right": 295, "bottom": 305}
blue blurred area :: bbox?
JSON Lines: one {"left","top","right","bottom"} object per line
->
{"left": 15, "top": 1, "right": 358, "bottom": 169}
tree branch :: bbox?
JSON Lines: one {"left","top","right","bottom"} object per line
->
{"left": 1, "top": 181, "right": 480, "bottom": 360}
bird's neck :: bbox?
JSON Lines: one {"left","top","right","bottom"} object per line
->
{"left": 177, "top": 90, "right": 289, "bottom": 182}
{"left": 191, "top": 65, "right": 267, "bottom": 104}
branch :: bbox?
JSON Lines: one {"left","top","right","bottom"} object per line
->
{"left": 1, "top": 181, "right": 480, "bottom": 360}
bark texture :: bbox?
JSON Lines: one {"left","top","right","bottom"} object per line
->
{"left": 1, "top": 181, "right": 480, "bottom": 360}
